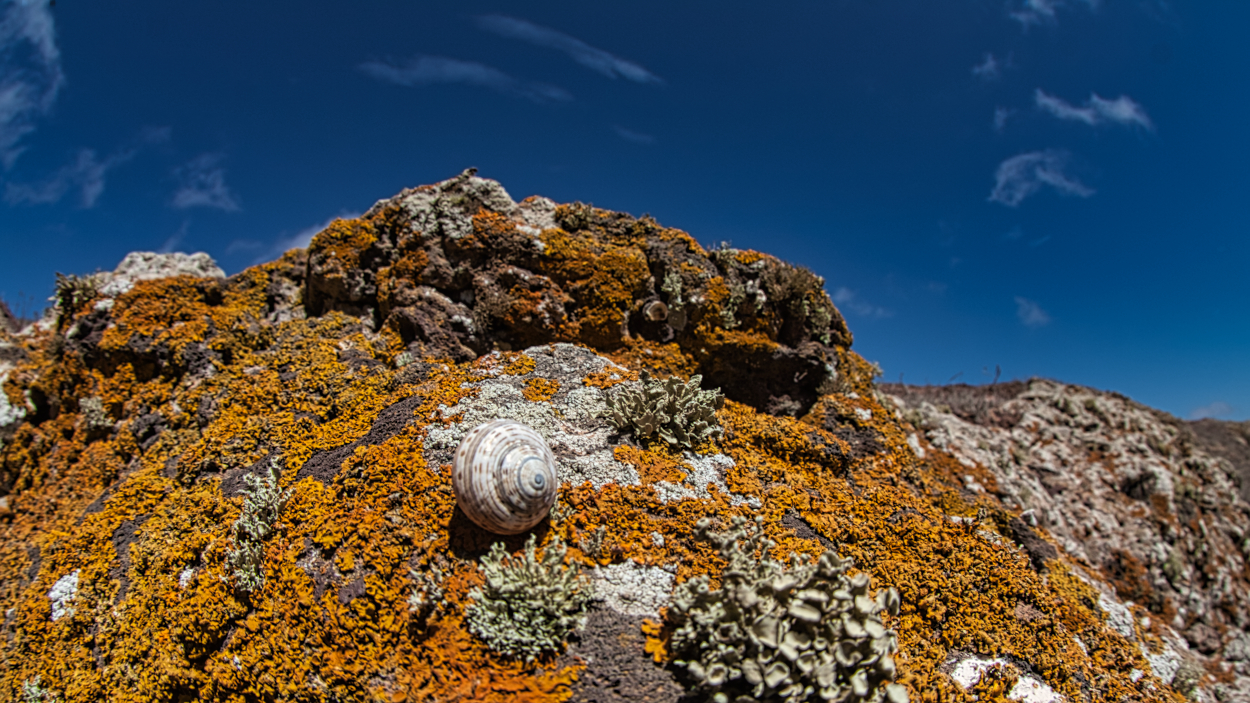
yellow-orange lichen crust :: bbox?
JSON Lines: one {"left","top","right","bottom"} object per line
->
{"left": 0, "top": 220, "right": 1182, "bottom": 702}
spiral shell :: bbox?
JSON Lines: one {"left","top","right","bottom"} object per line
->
{"left": 643, "top": 300, "right": 669, "bottom": 322}
{"left": 452, "top": 419, "right": 559, "bottom": 535}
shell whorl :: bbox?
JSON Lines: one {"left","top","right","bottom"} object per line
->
{"left": 452, "top": 419, "right": 558, "bottom": 535}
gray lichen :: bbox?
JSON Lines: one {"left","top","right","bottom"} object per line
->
{"left": 225, "top": 458, "right": 290, "bottom": 594}
{"left": 605, "top": 371, "right": 724, "bottom": 450}
{"left": 78, "top": 396, "right": 112, "bottom": 434}
{"left": 407, "top": 564, "right": 446, "bottom": 621}
{"left": 21, "top": 676, "right": 58, "bottom": 703}
{"left": 53, "top": 272, "right": 101, "bottom": 324}
{"left": 669, "top": 517, "right": 908, "bottom": 703}
{"left": 465, "top": 534, "right": 593, "bottom": 663}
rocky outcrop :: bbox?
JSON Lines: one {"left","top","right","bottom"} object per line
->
{"left": 0, "top": 171, "right": 1242, "bottom": 703}
{"left": 883, "top": 380, "right": 1250, "bottom": 701}
{"left": 306, "top": 168, "right": 849, "bottom": 418}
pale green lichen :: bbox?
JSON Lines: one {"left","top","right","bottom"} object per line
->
{"left": 661, "top": 271, "right": 685, "bottom": 311}
{"left": 407, "top": 564, "right": 446, "bottom": 620}
{"left": 578, "top": 525, "right": 608, "bottom": 560}
{"left": 225, "top": 459, "right": 290, "bottom": 594}
{"left": 465, "top": 535, "right": 593, "bottom": 663}
{"left": 605, "top": 371, "right": 724, "bottom": 450}
{"left": 670, "top": 517, "right": 908, "bottom": 703}
{"left": 52, "top": 272, "right": 101, "bottom": 324}
{"left": 21, "top": 676, "right": 58, "bottom": 703}
{"left": 78, "top": 396, "right": 112, "bottom": 434}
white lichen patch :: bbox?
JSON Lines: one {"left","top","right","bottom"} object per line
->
{"left": 653, "top": 452, "right": 761, "bottom": 508}
{"left": 947, "top": 654, "right": 1064, "bottom": 703}
{"left": 423, "top": 344, "right": 638, "bottom": 489}
{"left": 48, "top": 569, "right": 81, "bottom": 622}
{"left": 0, "top": 369, "right": 26, "bottom": 429}
{"left": 591, "top": 560, "right": 676, "bottom": 617}
{"left": 97, "top": 251, "right": 226, "bottom": 297}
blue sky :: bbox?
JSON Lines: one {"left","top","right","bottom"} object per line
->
{"left": 1, "top": 0, "right": 1246, "bottom": 421}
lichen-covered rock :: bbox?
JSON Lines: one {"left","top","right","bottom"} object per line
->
{"left": 604, "top": 371, "right": 724, "bottom": 450}
{"left": 97, "top": 251, "right": 226, "bottom": 298}
{"left": 883, "top": 380, "right": 1250, "bottom": 702}
{"left": 465, "top": 534, "right": 593, "bottom": 663}
{"left": 0, "top": 171, "right": 1230, "bottom": 703}
{"left": 307, "top": 168, "right": 847, "bottom": 417}
{"left": 668, "top": 516, "right": 907, "bottom": 703}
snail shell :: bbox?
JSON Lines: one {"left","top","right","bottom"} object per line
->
{"left": 452, "top": 419, "right": 558, "bottom": 534}
{"left": 643, "top": 300, "right": 669, "bottom": 322}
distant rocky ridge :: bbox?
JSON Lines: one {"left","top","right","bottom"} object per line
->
{"left": 882, "top": 381, "right": 1250, "bottom": 699}
{"left": 0, "top": 170, "right": 1246, "bottom": 702}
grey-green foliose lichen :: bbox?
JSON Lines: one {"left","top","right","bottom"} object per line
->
{"left": 605, "top": 371, "right": 724, "bottom": 450}
{"left": 669, "top": 516, "right": 908, "bottom": 703}
{"left": 465, "top": 534, "right": 593, "bottom": 663}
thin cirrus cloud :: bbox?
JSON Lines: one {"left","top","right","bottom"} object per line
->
{"left": 988, "top": 150, "right": 1093, "bottom": 207}
{"left": 172, "top": 153, "right": 241, "bottom": 212}
{"left": 475, "top": 15, "right": 662, "bottom": 84}
{"left": 1014, "top": 296, "right": 1051, "bottom": 327}
{"left": 360, "top": 56, "right": 572, "bottom": 104}
{"left": 612, "top": 125, "right": 655, "bottom": 144}
{"left": 229, "top": 210, "right": 363, "bottom": 266}
{"left": 4, "top": 128, "right": 169, "bottom": 208}
{"left": 993, "top": 107, "right": 1013, "bottom": 132}
{"left": 5, "top": 149, "right": 126, "bottom": 207}
{"left": 1008, "top": 0, "right": 1100, "bottom": 28}
{"left": 158, "top": 220, "right": 190, "bottom": 254}
{"left": 971, "top": 53, "right": 1002, "bottom": 81}
{"left": 832, "top": 288, "right": 893, "bottom": 319}
{"left": 0, "top": 0, "right": 65, "bottom": 168}
{"left": 1035, "top": 89, "right": 1154, "bottom": 130}
{"left": 1189, "top": 401, "right": 1234, "bottom": 420}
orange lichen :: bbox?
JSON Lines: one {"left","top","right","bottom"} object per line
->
{"left": 310, "top": 218, "right": 379, "bottom": 268}
{"left": 535, "top": 229, "right": 651, "bottom": 349}
{"left": 602, "top": 340, "right": 697, "bottom": 381}
{"left": 613, "top": 446, "right": 686, "bottom": 485}
{"left": 728, "top": 250, "right": 761, "bottom": 267}
{"left": 0, "top": 189, "right": 1186, "bottom": 703}
{"left": 580, "top": 368, "right": 636, "bottom": 389}
{"left": 522, "top": 378, "right": 559, "bottom": 403}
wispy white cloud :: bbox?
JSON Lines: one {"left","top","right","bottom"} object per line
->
{"left": 3, "top": 127, "right": 169, "bottom": 207}
{"left": 0, "top": 0, "right": 64, "bottom": 169}
{"left": 1035, "top": 89, "right": 1153, "bottom": 130}
{"left": 6, "top": 148, "right": 125, "bottom": 207}
{"left": 612, "top": 125, "right": 654, "bottom": 144}
{"left": 988, "top": 150, "right": 1093, "bottom": 207}
{"left": 234, "top": 210, "right": 363, "bottom": 266}
{"left": 972, "top": 53, "right": 1002, "bottom": 81}
{"left": 476, "top": 15, "right": 662, "bottom": 84}
{"left": 1189, "top": 401, "right": 1234, "bottom": 420}
{"left": 832, "top": 287, "right": 893, "bottom": 319}
{"left": 172, "top": 153, "right": 240, "bottom": 211}
{"left": 1007, "top": 0, "right": 1100, "bottom": 28}
{"left": 993, "top": 106, "right": 1014, "bottom": 132}
{"left": 158, "top": 220, "right": 190, "bottom": 253}
{"left": 360, "top": 56, "right": 572, "bottom": 104}
{"left": 1014, "top": 296, "right": 1051, "bottom": 327}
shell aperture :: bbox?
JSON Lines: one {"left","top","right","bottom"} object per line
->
{"left": 452, "top": 419, "right": 559, "bottom": 535}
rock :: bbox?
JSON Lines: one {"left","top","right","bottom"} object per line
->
{"left": 884, "top": 379, "right": 1250, "bottom": 699}
{"left": 0, "top": 171, "right": 1237, "bottom": 703}
{"left": 98, "top": 251, "right": 226, "bottom": 298}
{"left": 305, "top": 168, "right": 847, "bottom": 418}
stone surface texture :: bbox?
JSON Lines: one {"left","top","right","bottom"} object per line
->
{"left": 883, "top": 380, "right": 1250, "bottom": 702}
{"left": 0, "top": 170, "right": 1244, "bottom": 702}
